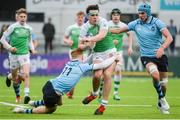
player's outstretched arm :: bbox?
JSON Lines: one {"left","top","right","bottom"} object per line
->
{"left": 93, "top": 56, "right": 116, "bottom": 70}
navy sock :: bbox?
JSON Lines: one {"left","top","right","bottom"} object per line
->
{"left": 153, "top": 82, "right": 164, "bottom": 99}
{"left": 34, "top": 100, "right": 45, "bottom": 107}
{"left": 13, "top": 83, "right": 20, "bottom": 97}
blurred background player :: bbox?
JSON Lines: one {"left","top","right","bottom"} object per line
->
{"left": 98, "top": 8, "right": 133, "bottom": 101}
{"left": 79, "top": 4, "right": 116, "bottom": 115}
{"left": 0, "top": 8, "right": 36, "bottom": 104}
{"left": 63, "top": 11, "right": 85, "bottom": 99}
{"left": 110, "top": 3, "right": 172, "bottom": 114}
{"left": 13, "top": 48, "right": 116, "bottom": 114}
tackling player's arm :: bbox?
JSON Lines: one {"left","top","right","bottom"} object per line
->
{"left": 93, "top": 56, "right": 116, "bottom": 70}
{"left": 110, "top": 26, "right": 129, "bottom": 34}
{"left": 86, "top": 29, "right": 107, "bottom": 42}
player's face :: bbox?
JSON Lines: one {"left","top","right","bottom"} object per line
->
{"left": 77, "top": 15, "right": 84, "bottom": 26}
{"left": 112, "top": 13, "right": 120, "bottom": 23}
{"left": 16, "top": 13, "right": 27, "bottom": 25}
{"left": 138, "top": 11, "right": 148, "bottom": 22}
{"left": 88, "top": 14, "right": 99, "bottom": 25}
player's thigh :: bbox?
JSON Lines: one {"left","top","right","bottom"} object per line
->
{"left": 19, "top": 54, "right": 30, "bottom": 75}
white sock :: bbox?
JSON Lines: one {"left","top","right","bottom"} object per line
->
{"left": 101, "top": 99, "right": 108, "bottom": 106}
{"left": 24, "top": 87, "right": 29, "bottom": 96}
{"left": 7, "top": 73, "right": 12, "bottom": 79}
{"left": 92, "top": 91, "right": 99, "bottom": 96}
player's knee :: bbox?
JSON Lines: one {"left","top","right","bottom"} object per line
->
{"left": 147, "top": 64, "right": 159, "bottom": 80}
{"left": 46, "top": 106, "right": 57, "bottom": 114}
{"left": 147, "top": 64, "right": 158, "bottom": 75}
{"left": 115, "top": 64, "right": 122, "bottom": 72}
{"left": 94, "top": 72, "right": 102, "bottom": 80}
{"left": 22, "top": 73, "right": 29, "bottom": 80}
{"left": 160, "top": 78, "right": 168, "bottom": 86}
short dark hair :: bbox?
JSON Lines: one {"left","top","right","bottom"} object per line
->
{"left": 86, "top": 4, "right": 99, "bottom": 14}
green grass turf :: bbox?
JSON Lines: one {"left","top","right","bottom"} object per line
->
{"left": 0, "top": 76, "right": 180, "bottom": 119}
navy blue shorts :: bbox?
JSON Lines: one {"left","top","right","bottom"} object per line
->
{"left": 42, "top": 81, "right": 61, "bottom": 108}
{"left": 141, "top": 55, "right": 168, "bottom": 72}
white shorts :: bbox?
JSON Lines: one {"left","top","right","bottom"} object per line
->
{"left": 9, "top": 54, "right": 30, "bottom": 69}
{"left": 93, "top": 48, "right": 116, "bottom": 63}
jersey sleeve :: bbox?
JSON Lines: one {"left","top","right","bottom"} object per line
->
{"left": 1, "top": 24, "right": 14, "bottom": 42}
{"left": 79, "top": 63, "right": 93, "bottom": 73}
{"left": 64, "top": 25, "right": 71, "bottom": 37}
{"left": 0, "top": 24, "right": 14, "bottom": 49}
{"left": 128, "top": 20, "right": 137, "bottom": 31}
{"left": 155, "top": 19, "right": 166, "bottom": 31}
{"left": 99, "top": 18, "right": 108, "bottom": 30}
{"left": 79, "top": 24, "right": 89, "bottom": 38}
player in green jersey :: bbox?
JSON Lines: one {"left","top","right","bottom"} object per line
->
{"left": 0, "top": 8, "right": 36, "bottom": 104}
{"left": 79, "top": 4, "right": 116, "bottom": 115}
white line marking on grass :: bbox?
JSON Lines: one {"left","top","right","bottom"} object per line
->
{"left": 63, "top": 104, "right": 152, "bottom": 107}
{"left": 0, "top": 102, "right": 29, "bottom": 108}
{"left": 0, "top": 101, "right": 152, "bottom": 108}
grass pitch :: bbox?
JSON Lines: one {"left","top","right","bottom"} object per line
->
{"left": 0, "top": 76, "right": 180, "bottom": 119}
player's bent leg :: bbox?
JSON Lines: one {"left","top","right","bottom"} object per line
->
{"left": 32, "top": 106, "right": 57, "bottom": 114}
{"left": 13, "top": 106, "right": 57, "bottom": 114}
{"left": 29, "top": 100, "right": 45, "bottom": 107}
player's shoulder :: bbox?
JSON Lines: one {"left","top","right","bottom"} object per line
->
{"left": 24, "top": 23, "right": 33, "bottom": 30}
{"left": 151, "top": 17, "right": 162, "bottom": 24}
{"left": 98, "top": 17, "right": 108, "bottom": 23}
{"left": 9, "top": 22, "right": 19, "bottom": 28}
{"left": 128, "top": 19, "right": 140, "bottom": 26}
{"left": 119, "top": 21, "right": 128, "bottom": 27}
{"left": 68, "top": 23, "right": 78, "bottom": 29}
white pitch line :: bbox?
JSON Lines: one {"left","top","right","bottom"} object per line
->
{"left": 63, "top": 104, "right": 152, "bottom": 107}
{"left": 0, "top": 102, "right": 29, "bottom": 108}
{"left": 0, "top": 95, "right": 180, "bottom": 99}
{"left": 0, "top": 101, "right": 152, "bottom": 108}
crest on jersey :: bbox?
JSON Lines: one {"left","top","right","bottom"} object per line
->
{"left": 151, "top": 26, "right": 155, "bottom": 31}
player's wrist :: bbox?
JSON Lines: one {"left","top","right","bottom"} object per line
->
{"left": 161, "top": 45, "right": 166, "bottom": 50}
